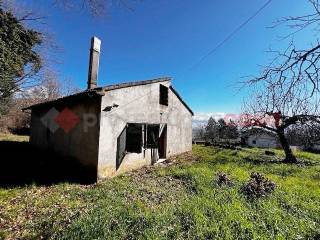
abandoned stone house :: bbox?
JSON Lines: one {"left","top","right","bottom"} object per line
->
{"left": 25, "top": 37, "right": 193, "bottom": 180}
{"left": 242, "top": 128, "right": 281, "bottom": 149}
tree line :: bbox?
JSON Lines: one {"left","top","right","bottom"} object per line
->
{"left": 0, "top": 0, "right": 127, "bottom": 132}
{"left": 194, "top": 117, "right": 239, "bottom": 141}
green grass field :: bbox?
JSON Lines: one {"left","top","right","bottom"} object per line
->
{"left": 0, "top": 133, "right": 29, "bottom": 142}
{"left": 0, "top": 137, "right": 319, "bottom": 239}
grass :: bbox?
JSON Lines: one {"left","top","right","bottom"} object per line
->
{"left": 0, "top": 133, "right": 29, "bottom": 142}
{"left": 0, "top": 136, "right": 320, "bottom": 239}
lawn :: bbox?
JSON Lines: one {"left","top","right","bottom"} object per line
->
{"left": 0, "top": 137, "right": 319, "bottom": 239}
{"left": 0, "top": 133, "right": 29, "bottom": 142}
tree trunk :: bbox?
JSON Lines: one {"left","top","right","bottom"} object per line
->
{"left": 277, "top": 130, "right": 298, "bottom": 163}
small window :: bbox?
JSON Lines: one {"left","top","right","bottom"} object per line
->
{"left": 252, "top": 140, "right": 256, "bottom": 144}
{"left": 126, "top": 124, "right": 143, "bottom": 153}
{"left": 145, "top": 125, "right": 159, "bottom": 148}
{"left": 159, "top": 84, "right": 168, "bottom": 106}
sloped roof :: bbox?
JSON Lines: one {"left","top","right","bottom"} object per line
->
{"left": 24, "top": 77, "right": 193, "bottom": 115}
{"left": 241, "top": 127, "right": 277, "bottom": 138}
{"left": 23, "top": 89, "right": 104, "bottom": 110}
{"left": 102, "top": 77, "right": 171, "bottom": 91}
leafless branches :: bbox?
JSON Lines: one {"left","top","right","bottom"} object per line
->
{"left": 241, "top": 0, "right": 320, "bottom": 162}
{"left": 246, "top": 42, "right": 320, "bottom": 107}
{"left": 245, "top": 0, "right": 320, "bottom": 103}
{"left": 53, "top": 0, "right": 138, "bottom": 16}
{"left": 271, "top": 0, "right": 320, "bottom": 33}
{"left": 17, "top": 12, "right": 46, "bottom": 23}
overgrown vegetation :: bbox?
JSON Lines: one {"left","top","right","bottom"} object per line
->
{"left": 0, "top": 139, "right": 319, "bottom": 239}
{"left": 241, "top": 172, "right": 276, "bottom": 198}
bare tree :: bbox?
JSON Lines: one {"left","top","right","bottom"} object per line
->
{"left": 248, "top": 0, "right": 320, "bottom": 97}
{"left": 242, "top": 82, "right": 320, "bottom": 163}
{"left": 21, "top": 71, "right": 79, "bottom": 102}
{"left": 242, "top": 0, "right": 320, "bottom": 163}
{"left": 53, "top": 0, "right": 138, "bottom": 16}
{"left": 0, "top": 71, "right": 79, "bottom": 133}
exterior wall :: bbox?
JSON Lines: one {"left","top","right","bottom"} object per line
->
{"left": 246, "top": 134, "right": 280, "bottom": 148}
{"left": 30, "top": 97, "right": 101, "bottom": 172}
{"left": 97, "top": 81, "right": 192, "bottom": 178}
{"left": 312, "top": 145, "right": 320, "bottom": 151}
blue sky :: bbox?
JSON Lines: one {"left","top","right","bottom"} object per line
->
{"left": 23, "top": 0, "right": 314, "bottom": 119}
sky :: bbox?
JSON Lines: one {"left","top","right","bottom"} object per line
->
{"left": 21, "top": 0, "right": 315, "bottom": 121}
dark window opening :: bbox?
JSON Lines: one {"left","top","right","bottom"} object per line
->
{"left": 252, "top": 140, "right": 256, "bottom": 144}
{"left": 145, "top": 125, "right": 160, "bottom": 148}
{"left": 116, "top": 123, "right": 167, "bottom": 169}
{"left": 159, "top": 84, "right": 169, "bottom": 106}
{"left": 126, "top": 123, "right": 143, "bottom": 153}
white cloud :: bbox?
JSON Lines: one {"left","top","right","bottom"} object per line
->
{"left": 192, "top": 112, "right": 226, "bottom": 129}
{"left": 193, "top": 112, "right": 226, "bottom": 122}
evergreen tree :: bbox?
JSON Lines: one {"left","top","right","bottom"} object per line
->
{"left": 0, "top": 4, "right": 42, "bottom": 115}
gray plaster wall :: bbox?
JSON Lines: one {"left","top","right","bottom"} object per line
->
{"left": 30, "top": 97, "right": 101, "bottom": 170}
{"left": 246, "top": 134, "right": 280, "bottom": 148}
{"left": 97, "top": 81, "right": 192, "bottom": 178}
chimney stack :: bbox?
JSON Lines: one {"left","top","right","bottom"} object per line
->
{"left": 87, "top": 36, "right": 101, "bottom": 89}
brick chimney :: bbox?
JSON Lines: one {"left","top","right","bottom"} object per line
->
{"left": 87, "top": 36, "right": 101, "bottom": 89}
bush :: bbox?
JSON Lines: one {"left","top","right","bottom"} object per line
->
{"left": 265, "top": 150, "right": 276, "bottom": 156}
{"left": 241, "top": 172, "right": 276, "bottom": 198}
{"left": 217, "top": 172, "right": 233, "bottom": 186}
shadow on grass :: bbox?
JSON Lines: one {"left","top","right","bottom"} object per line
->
{"left": 243, "top": 156, "right": 319, "bottom": 166}
{"left": 0, "top": 141, "right": 96, "bottom": 187}
{"left": 243, "top": 156, "right": 283, "bottom": 165}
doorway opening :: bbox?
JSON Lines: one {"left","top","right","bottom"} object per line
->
{"left": 159, "top": 125, "right": 167, "bottom": 159}
{"left": 116, "top": 123, "right": 167, "bottom": 169}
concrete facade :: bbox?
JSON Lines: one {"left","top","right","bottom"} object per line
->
{"left": 97, "top": 80, "right": 192, "bottom": 178}
{"left": 29, "top": 96, "right": 101, "bottom": 173}
{"left": 245, "top": 133, "right": 280, "bottom": 148}
{"left": 27, "top": 78, "right": 193, "bottom": 180}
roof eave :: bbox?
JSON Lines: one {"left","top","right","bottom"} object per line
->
{"left": 23, "top": 89, "right": 105, "bottom": 110}
{"left": 169, "top": 86, "right": 194, "bottom": 116}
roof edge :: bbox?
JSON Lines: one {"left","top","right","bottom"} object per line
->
{"left": 23, "top": 89, "right": 105, "bottom": 110}
{"left": 101, "top": 77, "right": 172, "bottom": 92}
{"left": 23, "top": 77, "right": 174, "bottom": 111}
{"left": 170, "top": 86, "right": 194, "bottom": 116}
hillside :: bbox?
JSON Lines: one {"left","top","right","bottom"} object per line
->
{"left": 0, "top": 137, "right": 319, "bottom": 239}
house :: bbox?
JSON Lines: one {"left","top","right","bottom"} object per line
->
{"left": 25, "top": 37, "right": 193, "bottom": 180}
{"left": 241, "top": 128, "right": 281, "bottom": 148}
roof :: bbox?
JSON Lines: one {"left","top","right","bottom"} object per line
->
{"left": 23, "top": 89, "right": 105, "bottom": 110}
{"left": 102, "top": 77, "right": 171, "bottom": 91}
{"left": 241, "top": 127, "right": 277, "bottom": 138}
{"left": 24, "top": 77, "right": 193, "bottom": 115}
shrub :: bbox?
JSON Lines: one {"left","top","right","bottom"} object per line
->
{"left": 241, "top": 172, "right": 276, "bottom": 198}
{"left": 265, "top": 150, "right": 276, "bottom": 156}
{"left": 217, "top": 172, "right": 233, "bottom": 186}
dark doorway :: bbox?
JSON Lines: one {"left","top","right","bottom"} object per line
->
{"left": 116, "top": 126, "right": 127, "bottom": 170}
{"left": 159, "top": 125, "right": 167, "bottom": 159}
{"left": 115, "top": 123, "right": 167, "bottom": 170}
